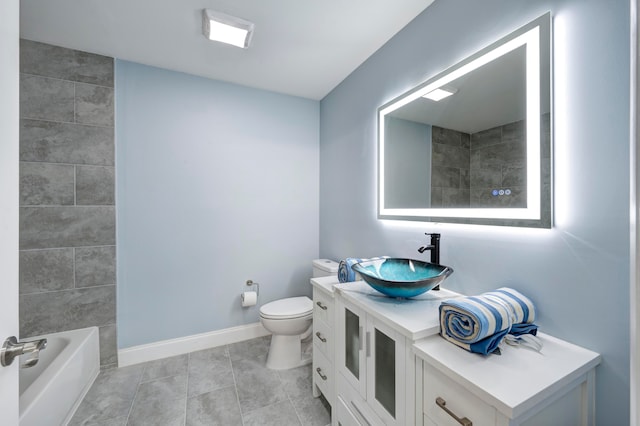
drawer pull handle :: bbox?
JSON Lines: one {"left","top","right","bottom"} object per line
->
{"left": 316, "top": 367, "right": 327, "bottom": 381}
{"left": 316, "top": 301, "right": 328, "bottom": 310}
{"left": 315, "top": 332, "right": 327, "bottom": 342}
{"left": 350, "top": 401, "right": 372, "bottom": 426}
{"left": 436, "top": 397, "right": 472, "bottom": 426}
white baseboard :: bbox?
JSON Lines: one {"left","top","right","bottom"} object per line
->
{"left": 118, "top": 322, "right": 270, "bottom": 367}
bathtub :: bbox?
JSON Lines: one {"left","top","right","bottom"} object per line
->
{"left": 19, "top": 327, "right": 100, "bottom": 426}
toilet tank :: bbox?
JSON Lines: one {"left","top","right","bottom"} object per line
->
{"left": 312, "top": 259, "right": 339, "bottom": 278}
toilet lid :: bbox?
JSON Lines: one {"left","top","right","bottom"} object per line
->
{"left": 260, "top": 296, "right": 312, "bottom": 319}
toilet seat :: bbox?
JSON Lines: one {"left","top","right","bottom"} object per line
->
{"left": 260, "top": 296, "right": 312, "bottom": 320}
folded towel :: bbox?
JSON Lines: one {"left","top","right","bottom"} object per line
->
{"left": 489, "top": 287, "right": 538, "bottom": 336}
{"left": 338, "top": 257, "right": 389, "bottom": 283}
{"left": 439, "top": 287, "right": 539, "bottom": 355}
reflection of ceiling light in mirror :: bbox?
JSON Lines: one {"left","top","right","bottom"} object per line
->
{"left": 202, "top": 9, "right": 254, "bottom": 49}
{"left": 422, "top": 88, "right": 456, "bottom": 101}
{"left": 378, "top": 22, "right": 542, "bottom": 222}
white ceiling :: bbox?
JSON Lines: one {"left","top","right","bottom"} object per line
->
{"left": 20, "top": 0, "right": 434, "bottom": 100}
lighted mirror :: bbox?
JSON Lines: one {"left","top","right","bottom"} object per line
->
{"left": 378, "top": 13, "right": 551, "bottom": 227}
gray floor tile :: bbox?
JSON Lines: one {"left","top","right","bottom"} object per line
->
{"left": 243, "top": 400, "right": 302, "bottom": 426}
{"left": 71, "top": 415, "right": 128, "bottom": 426}
{"left": 186, "top": 386, "right": 242, "bottom": 426}
{"left": 73, "top": 337, "right": 330, "bottom": 425}
{"left": 188, "top": 347, "right": 234, "bottom": 398}
{"left": 291, "top": 394, "right": 331, "bottom": 426}
{"left": 233, "top": 356, "right": 289, "bottom": 413}
{"left": 141, "top": 354, "right": 188, "bottom": 382}
{"left": 127, "top": 398, "right": 186, "bottom": 426}
{"left": 69, "top": 365, "right": 143, "bottom": 424}
{"left": 228, "top": 335, "right": 271, "bottom": 361}
{"left": 134, "top": 374, "right": 187, "bottom": 405}
{"left": 278, "top": 364, "right": 313, "bottom": 399}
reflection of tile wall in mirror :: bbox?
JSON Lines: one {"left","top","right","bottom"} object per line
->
{"left": 378, "top": 13, "right": 551, "bottom": 227}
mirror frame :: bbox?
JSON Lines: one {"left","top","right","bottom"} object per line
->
{"left": 377, "top": 13, "right": 551, "bottom": 228}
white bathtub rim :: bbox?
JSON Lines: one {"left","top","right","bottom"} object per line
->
{"left": 19, "top": 327, "right": 100, "bottom": 422}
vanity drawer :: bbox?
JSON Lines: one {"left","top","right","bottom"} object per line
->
{"left": 337, "top": 372, "right": 384, "bottom": 426}
{"left": 313, "top": 289, "right": 333, "bottom": 325}
{"left": 313, "top": 317, "right": 333, "bottom": 361}
{"left": 313, "top": 346, "right": 334, "bottom": 403}
{"left": 423, "top": 361, "right": 496, "bottom": 426}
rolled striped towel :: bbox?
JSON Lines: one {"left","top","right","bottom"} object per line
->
{"left": 338, "top": 257, "right": 389, "bottom": 283}
{"left": 490, "top": 287, "right": 538, "bottom": 336}
{"left": 439, "top": 287, "right": 538, "bottom": 355}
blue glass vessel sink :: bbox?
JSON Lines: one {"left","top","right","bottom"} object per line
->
{"left": 351, "top": 258, "right": 453, "bottom": 298}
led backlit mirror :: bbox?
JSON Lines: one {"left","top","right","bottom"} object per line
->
{"left": 378, "top": 13, "right": 551, "bottom": 227}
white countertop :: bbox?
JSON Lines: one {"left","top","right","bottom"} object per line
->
{"left": 333, "top": 280, "right": 461, "bottom": 341}
{"left": 310, "top": 276, "right": 337, "bottom": 296}
{"left": 413, "top": 333, "right": 601, "bottom": 419}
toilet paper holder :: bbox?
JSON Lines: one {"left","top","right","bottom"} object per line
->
{"left": 246, "top": 279, "right": 259, "bottom": 296}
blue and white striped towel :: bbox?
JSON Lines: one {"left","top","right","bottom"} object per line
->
{"left": 439, "top": 287, "right": 539, "bottom": 355}
{"left": 338, "top": 257, "right": 389, "bottom": 283}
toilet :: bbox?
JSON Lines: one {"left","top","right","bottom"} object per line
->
{"left": 259, "top": 259, "right": 339, "bottom": 370}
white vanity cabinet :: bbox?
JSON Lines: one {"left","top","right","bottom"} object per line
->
{"left": 335, "top": 297, "right": 407, "bottom": 425}
{"left": 414, "top": 334, "right": 601, "bottom": 426}
{"left": 333, "top": 281, "right": 459, "bottom": 426}
{"left": 311, "top": 276, "right": 338, "bottom": 407}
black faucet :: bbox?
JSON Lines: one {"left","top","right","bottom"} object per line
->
{"left": 418, "top": 233, "right": 441, "bottom": 290}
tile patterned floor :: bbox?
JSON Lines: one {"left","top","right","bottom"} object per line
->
{"left": 69, "top": 336, "right": 331, "bottom": 426}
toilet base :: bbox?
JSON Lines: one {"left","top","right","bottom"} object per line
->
{"left": 265, "top": 334, "right": 312, "bottom": 370}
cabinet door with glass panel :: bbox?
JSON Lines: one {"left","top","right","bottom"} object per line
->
{"left": 336, "top": 300, "right": 367, "bottom": 397}
{"left": 336, "top": 298, "right": 407, "bottom": 425}
{"left": 366, "top": 316, "right": 406, "bottom": 425}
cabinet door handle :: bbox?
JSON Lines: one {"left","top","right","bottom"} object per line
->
{"left": 436, "top": 397, "right": 472, "bottom": 426}
{"left": 365, "top": 331, "right": 371, "bottom": 357}
{"left": 358, "top": 326, "right": 364, "bottom": 351}
{"left": 316, "top": 301, "right": 328, "bottom": 310}
{"left": 315, "top": 332, "right": 327, "bottom": 343}
{"left": 316, "top": 367, "right": 327, "bottom": 381}
{"left": 350, "top": 401, "right": 372, "bottom": 426}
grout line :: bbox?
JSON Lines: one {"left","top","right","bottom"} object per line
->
{"left": 19, "top": 161, "right": 115, "bottom": 168}
{"left": 73, "top": 164, "right": 77, "bottom": 206}
{"left": 73, "top": 81, "right": 77, "bottom": 124}
{"left": 183, "top": 353, "right": 190, "bottom": 426}
{"left": 20, "top": 71, "right": 115, "bottom": 89}
{"left": 20, "top": 115, "right": 114, "bottom": 129}
{"left": 124, "top": 370, "right": 144, "bottom": 425}
{"left": 72, "top": 247, "right": 76, "bottom": 289}
{"left": 19, "top": 204, "right": 115, "bottom": 208}
{"left": 19, "top": 244, "right": 115, "bottom": 253}
{"left": 228, "top": 344, "right": 246, "bottom": 426}
{"left": 19, "top": 283, "right": 116, "bottom": 296}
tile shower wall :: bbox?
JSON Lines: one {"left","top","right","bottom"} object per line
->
{"left": 470, "top": 120, "right": 527, "bottom": 207}
{"left": 430, "top": 118, "right": 540, "bottom": 209}
{"left": 18, "top": 40, "right": 116, "bottom": 366}
{"left": 430, "top": 126, "right": 470, "bottom": 207}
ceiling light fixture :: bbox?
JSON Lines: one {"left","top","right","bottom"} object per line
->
{"left": 202, "top": 9, "right": 254, "bottom": 49}
{"left": 422, "top": 87, "right": 457, "bottom": 101}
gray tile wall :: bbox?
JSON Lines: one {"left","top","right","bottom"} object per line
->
{"left": 430, "top": 126, "right": 470, "bottom": 207}
{"left": 469, "top": 120, "right": 527, "bottom": 208}
{"left": 19, "top": 39, "right": 116, "bottom": 367}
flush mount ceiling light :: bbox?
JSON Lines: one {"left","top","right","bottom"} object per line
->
{"left": 422, "top": 87, "right": 457, "bottom": 101}
{"left": 202, "top": 9, "right": 254, "bottom": 49}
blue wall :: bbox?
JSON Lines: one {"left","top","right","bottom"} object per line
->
{"left": 116, "top": 61, "right": 319, "bottom": 348}
{"left": 384, "top": 116, "right": 432, "bottom": 208}
{"left": 320, "top": 0, "right": 630, "bottom": 423}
